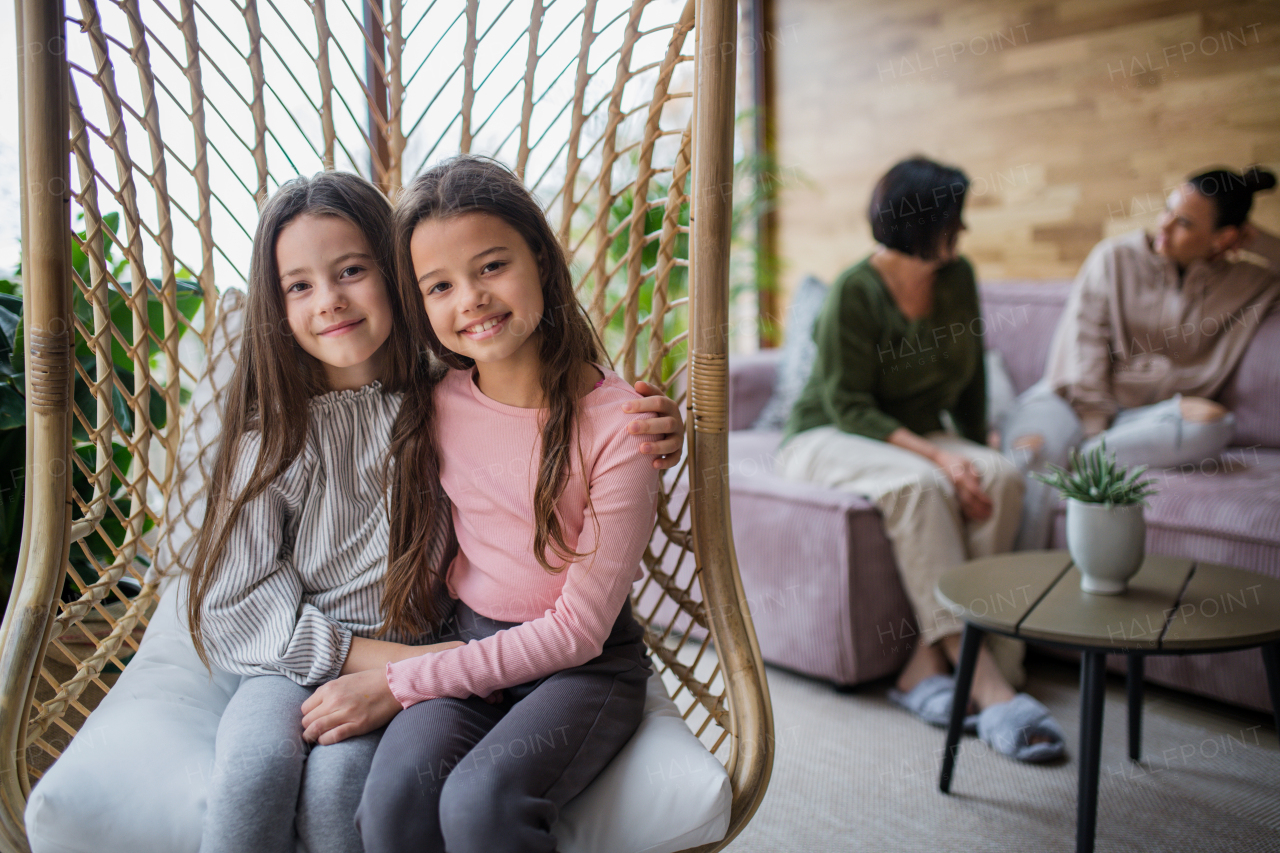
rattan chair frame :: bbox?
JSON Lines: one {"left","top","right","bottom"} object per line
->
{"left": 0, "top": 0, "right": 773, "bottom": 849}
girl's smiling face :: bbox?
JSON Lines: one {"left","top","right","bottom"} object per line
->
{"left": 277, "top": 213, "right": 393, "bottom": 390}
{"left": 412, "top": 212, "right": 545, "bottom": 368}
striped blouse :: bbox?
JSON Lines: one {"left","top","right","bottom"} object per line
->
{"left": 201, "top": 382, "right": 410, "bottom": 686}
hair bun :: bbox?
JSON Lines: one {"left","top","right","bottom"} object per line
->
{"left": 1244, "top": 167, "right": 1278, "bottom": 193}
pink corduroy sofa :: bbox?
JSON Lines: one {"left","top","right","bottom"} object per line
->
{"left": 725, "top": 281, "right": 1280, "bottom": 714}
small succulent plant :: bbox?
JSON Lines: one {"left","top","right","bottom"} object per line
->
{"left": 1031, "top": 442, "right": 1158, "bottom": 507}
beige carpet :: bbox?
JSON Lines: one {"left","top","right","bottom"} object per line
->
{"left": 723, "top": 659, "right": 1280, "bottom": 853}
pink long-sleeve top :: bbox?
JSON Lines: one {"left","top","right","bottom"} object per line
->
{"left": 385, "top": 365, "right": 660, "bottom": 707}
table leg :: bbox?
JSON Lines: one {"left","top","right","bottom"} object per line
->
{"left": 1262, "top": 642, "right": 1280, "bottom": 736}
{"left": 1078, "top": 651, "right": 1107, "bottom": 853}
{"left": 1126, "top": 653, "right": 1143, "bottom": 762}
{"left": 939, "top": 623, "right": 983, "bottom": 794}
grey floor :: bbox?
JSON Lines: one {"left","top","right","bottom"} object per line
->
{"left": 722, "top": 653, "right": 1280, "bottom": 853}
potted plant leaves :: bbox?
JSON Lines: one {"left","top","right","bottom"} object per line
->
{"left": 1032, "top": 442, "right": 1158, "bottom": 594}
{"left": 1, "top": 211, "right": 203, "bottom": 622}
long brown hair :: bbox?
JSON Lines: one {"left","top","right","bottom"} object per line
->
{"left": 187, "top": 171, "right": 451, "bottom": 665}
{"left": 383, "top": 155, "right": 604, "bottom": 634}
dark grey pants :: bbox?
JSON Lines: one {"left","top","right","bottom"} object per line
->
{"left": 356, "top": 600, "right": 651, "bottom": 853}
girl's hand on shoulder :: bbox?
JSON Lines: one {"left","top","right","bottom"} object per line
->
{"left": 626, "top": 381, "right": 685, "bottom": 470}
{"left": 301, "top": 669, "right": 402, "bottom": 745}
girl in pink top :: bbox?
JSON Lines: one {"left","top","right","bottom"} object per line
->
{"left": 302, "top": 156, "right": 666, "bottom": 853}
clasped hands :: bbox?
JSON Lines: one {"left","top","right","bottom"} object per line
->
{"left": 933, "top": 450, "right": 993, "bottom": 522}
{"left": 301, "top": 639, "right": 462, "bottom": 746}
{"left": 301, "top": 639, "right": 505, "bottom": 746}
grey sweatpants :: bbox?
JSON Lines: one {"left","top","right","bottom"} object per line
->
{"left": 1002, "top": 382, "right": 1236, "bottom": 550}
{"left": 201, "top": 674, "right": 382, "bottom": 853}
{"left": 356, "top": 600, "right": 651, "bottom": 853}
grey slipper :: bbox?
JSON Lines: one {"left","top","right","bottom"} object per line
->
{"left": 976, "top": 693, "right": 1067, "bottom": 763}
{"left": 888, "top": 674, "right": 979, "bottom": 731}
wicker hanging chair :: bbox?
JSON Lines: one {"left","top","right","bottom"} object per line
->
{"left": 2, "top": 0, "right": 771, "bottom": 849}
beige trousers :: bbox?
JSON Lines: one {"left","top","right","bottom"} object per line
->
{"left": 778, "top": 427, "right": 1027, "bottom": 686}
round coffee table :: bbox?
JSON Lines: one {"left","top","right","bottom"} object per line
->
{"left": 934, "top": 551, "right": 1280, "bottom": 853}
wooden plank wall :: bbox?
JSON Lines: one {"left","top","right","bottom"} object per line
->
{"left": 767, "top": 0, "right": 1280, "bottom": 310}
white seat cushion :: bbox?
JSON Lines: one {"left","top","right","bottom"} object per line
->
{"left": 27, "top": 577, "right": 730, "bottom": 853}
{"left": 27, "top": 289, "right": 730, "bottom": 853}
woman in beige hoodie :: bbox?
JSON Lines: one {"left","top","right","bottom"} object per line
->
{"left": 1004, "top": 166, "right": 1280, "bottom": 549}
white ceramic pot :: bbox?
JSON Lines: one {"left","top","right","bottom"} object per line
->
{"left": 1065, "top": 499, "right": 1146, "bottom": 595}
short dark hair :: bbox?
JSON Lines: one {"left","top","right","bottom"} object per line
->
{"left": 868, "top": 157, "right": 969, "bottom": 260}
{"left": 1187, "top": 166, "right": 1277, "bottom": 228}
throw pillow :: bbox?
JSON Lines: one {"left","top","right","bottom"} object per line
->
{"left": 751, "top": 274, "right": 829, "bottom": 431}
{"left": 985, "top": 348, "right": 1017, "bottom": 435}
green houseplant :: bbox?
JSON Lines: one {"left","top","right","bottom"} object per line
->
{"left": 0, "top": 213, "right": 203, "bottom": 615}
{"left": 595, "top": 120, "right": 790, "bottom": 383}
{"left": 1033, "top": 442, "right": 1158, "bottom": 594}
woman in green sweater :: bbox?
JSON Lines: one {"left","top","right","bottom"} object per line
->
{"left": 778, "top": 157, "right": 1064, "bottom": 762}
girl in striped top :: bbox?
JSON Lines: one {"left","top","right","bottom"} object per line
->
{"left": 297, "top": 156, "right": 669, "bottom": 853}
{"left": 188, "top": 171, "right": 683, "bottom": 853}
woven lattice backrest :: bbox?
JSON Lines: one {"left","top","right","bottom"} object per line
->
{"left": 5, "top": 0, "right": 770, "bottom": 848}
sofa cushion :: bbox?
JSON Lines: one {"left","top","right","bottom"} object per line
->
{"left": 1137, "top": 447, "right": 1280, "bottom": 575}
{"left": 978, "top": 281, "right": 1072, "bottom": 395}
{"left": 729, "top": 349, "right": 783, "bottom": 431}
{"left": 1218, "top": 308, "right": 1280, "bottom": 449}
{"left": 751, "top": 275, "right": 828, "bottom": 431}
{"left": 728, "top": 429, "right": 788, "bottom": 484}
